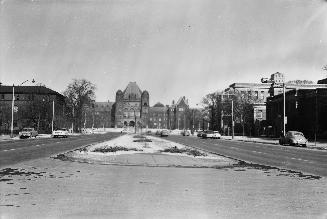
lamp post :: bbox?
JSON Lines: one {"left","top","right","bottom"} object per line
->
{"left": 10, "top": 80, "right": 32, "bottom": 138}
{"left": 220, "top": 92, "right": 235, "bottom": 139}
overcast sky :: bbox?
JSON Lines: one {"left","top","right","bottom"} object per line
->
{"left": 1, "top": 0, "right": 326, "bottom": 107}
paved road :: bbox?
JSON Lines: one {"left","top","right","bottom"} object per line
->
{"left": 167, "top": 135, "right": 327, "bottom": 177}
{"left": 0, "top": 132, "right": 122, "bottom": 168}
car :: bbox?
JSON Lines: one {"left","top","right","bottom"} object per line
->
{"left": 181, "top": 130, "right": 190, "bottom": 136}
{"left": 155, "top": 130, "right": 162, "bottom": 135}
{"left": 160, "top": 129, "right": 169, "bottom": 137}
{"left": 19, "top": 127, "right": 38, "bottom": 139}
{"left": 202, "top": 130, "right": 214, "bottom": 139}
{"left": 279, "top": 131, "right": 307, "bottom": 147}
{"left": 52, "top": 128, "right": 69, "bottom": 138}
{"left": 212, "top": 131, "right": 221, "bottom": 139}
{"left": 197, "top": 131, "right": 203, "bottom": 137}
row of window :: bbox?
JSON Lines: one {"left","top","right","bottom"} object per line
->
{"left": 149, "top": 117, "right": 167, "bottom": 122}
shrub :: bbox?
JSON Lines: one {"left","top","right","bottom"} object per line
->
{"left": 92, "top": 146, "right": 142, "bottom": 153}
{"left": 161, "top": 146, "right": 206, "bottom": 157}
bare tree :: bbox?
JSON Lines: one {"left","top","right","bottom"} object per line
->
{"left": 63, "top": 79, "right": 96, "bottom": 132}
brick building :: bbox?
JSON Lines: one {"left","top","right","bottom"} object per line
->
{"left": 266, "top": 88, "right": 327, "bottom": 139}
{"left": 0, "top": 85, "right": 66, "bottom": 134}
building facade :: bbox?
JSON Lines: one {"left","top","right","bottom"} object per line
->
{"left": 0, "top": 85, "right": 66, "bottom": 134}
{"left": 266, "top": 88, "right": 327, "bottom": 139}
{"left": 148, "top": 102, "right": 168, "bottom": 129}
{"left": 114, "top": 82, "right": 149, "bottom": 128}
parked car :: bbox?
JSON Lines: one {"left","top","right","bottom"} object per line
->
{"left": 155, "top": 130, "right": 162, "bottom": 135}
{"left": 19, "top": 128, "right": 38, "bottom": 139}
{"left": 52, "top": 128, "right": 69, "bottom": 138}
{"left": 212, "top": 131, "right": 221, "bottom": 139}
{"left": 197, "top": 131, "right": 203, "bottom": 137}
{"left": 160, "top": 129, "right": 169, "bottom": 137}
{"left": 181, "top": 130, "right": 190, "bottom": 136}
{"left": 202, "top": 130, "right": 214, "bottom": 139}
{"left": 279, "top": 131, "right": 307, "bottom": 147}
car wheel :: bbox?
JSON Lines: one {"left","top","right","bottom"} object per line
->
{"left": 302, "top": 144, "right": 306, "bottom": 147}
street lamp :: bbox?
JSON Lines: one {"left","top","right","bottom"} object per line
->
{"left": 220, "top": 91, "right": 235, "bottom": 139}
{"left": 10, "top": 79, "right": 34, "bottom": 138}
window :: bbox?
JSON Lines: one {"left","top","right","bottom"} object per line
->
{"left": 255, "top": 91, "right": 258, "bottom": 99}
{"left": 1, "top": 94, "right": 4, "bottom": 100}
{"left": 179, "top": 108, "right": 184, "bottom": 111}
{"left": 260, "top": 91, "right": 265, "bottom": 100}
{"left": 159, "top": 118, "right": 161, "bottom": 121}
{"left": 255, "top": 110, "right": 263, "bottom": 119}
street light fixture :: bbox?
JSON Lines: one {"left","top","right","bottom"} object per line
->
{"left": 220, "top": 91, "right": 235, "bottom": 139}
{"left": 10, "top": 79, "right": 35, "bottom": 138}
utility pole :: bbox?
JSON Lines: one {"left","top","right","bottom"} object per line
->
{"left": 10, "top": 84, "right": 14, "bottom": 138}
{"left": 232, "top": 99, "right": 234, "bottom": 139}
{"left": 52, "top": 99, "right": 54, "bottom": 133}
{"left": 283, "top": 83, "right": 286, "bottom": 136}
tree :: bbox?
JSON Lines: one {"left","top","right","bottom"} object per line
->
{"left": 201, "top": 91, "right": 223, "bottom": 131}
{"left": 63, "top": 79, "right": 96, "bottom": 132}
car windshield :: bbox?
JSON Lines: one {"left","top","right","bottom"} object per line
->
{"left": 293, "top": 132, "right": 304, "bottom": 136}
{"left": 23, "top": 128, "right": 32, "bottom": 131}
{"left": 206, "top": 131, "right": 213, "bottom": 134}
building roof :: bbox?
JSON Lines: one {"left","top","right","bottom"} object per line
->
{"left": 153, "top": 102, "right": 165, "bottom": 107}
{"left": 123, "top": 82, "right": 142, "bottom": 100}
{"left": 149, "top": 106, "right": 167, "bottom": 113}
{"left": 318, "top": 78, "right": 327, "bottom": 84}
{"left": 94, "top": 102, "right": 114, "bottom": 112}
{"left": 228, "top": 83, "right": 271, "bottom": 90}
{"left": 0, "top": 85, "right": 64, "bottom": 97}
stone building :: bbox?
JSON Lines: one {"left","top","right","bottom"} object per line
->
{"left": 92, "top": 101, "right": 114, "bottom": 128}
{"left": 113, "top": 82, "right": 149, "bottom": 128}
{"left": 168, "top": 96, "right": 190, "bottom": 130}
{"left": 148, "top": 102, "right": 168, "bottom": 129}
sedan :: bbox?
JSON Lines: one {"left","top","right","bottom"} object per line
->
{"left": 202, "top": 130, "right": 214, "bottom": 139}
{"left": 279, "top": 131, "right": 307, "bottom": 147}
{"left": 160, "top": 129, "right": 169, "bottom": 137}
{"left": 52, "top": 128, "right": 69, "bottom": 138}
{"left": 212, "top": 131, "right": 221, "bottom": 139}
{"left": 19, "top": 128, "right": 38, "bottom": 139}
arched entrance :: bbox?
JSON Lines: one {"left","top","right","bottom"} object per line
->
{"left": 129, "top": 121, "right": 135, "bottom": 127}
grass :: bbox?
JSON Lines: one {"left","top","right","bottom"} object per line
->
{"left": 161, "top": 146, "right": 207, "bottom": 157}
{"left": 92, "top": 146, "right": 142, "bottom": 153}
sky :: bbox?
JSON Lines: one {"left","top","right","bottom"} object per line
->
{"left": 1, "top": 0, "right": 327, "bottom": 107}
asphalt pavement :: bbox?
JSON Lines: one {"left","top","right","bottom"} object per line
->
{"left": 0, "top": 132, "right": 122, "bottom": 168}
{"left": 166, "top": 135, "right": 327, "bottom": 177}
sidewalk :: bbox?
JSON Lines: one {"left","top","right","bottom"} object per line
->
{"left": 220, "top": 135, "right": 327, "bottom": 150}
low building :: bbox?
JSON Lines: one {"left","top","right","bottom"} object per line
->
{"left": 0, "top": 85, "right": 66, "bottom": 134}
{"left": 266, "top": 88, "right": 327, "bottom": 139}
